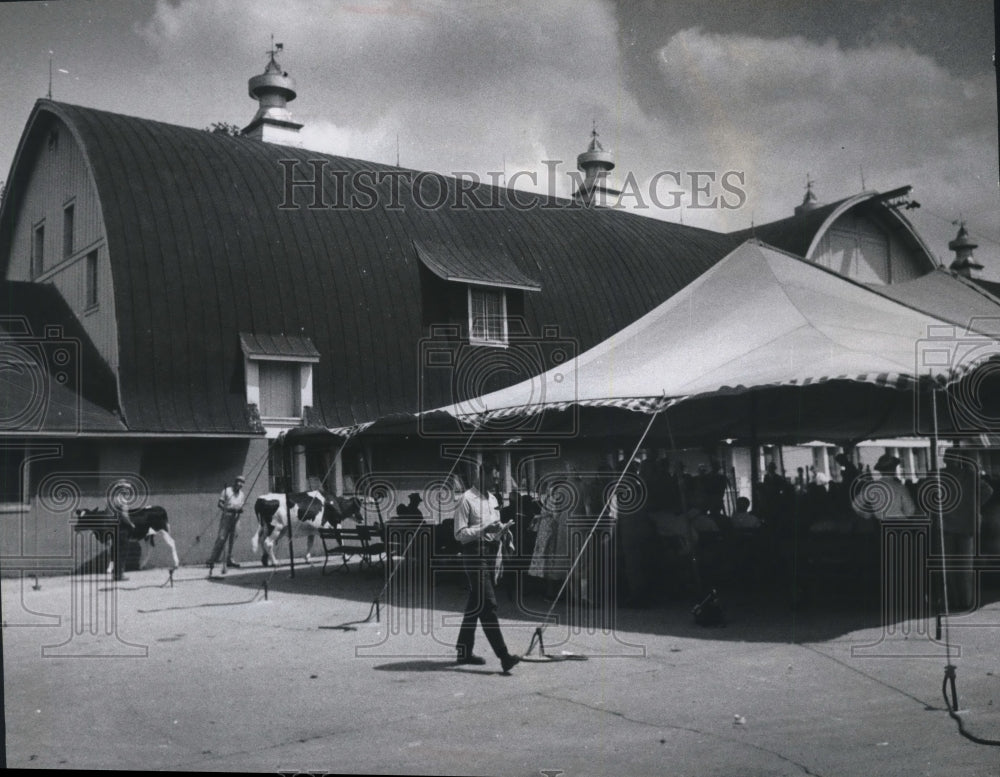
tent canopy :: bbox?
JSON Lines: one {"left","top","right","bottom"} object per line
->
{"left": 865, "top": 269, "right": 1000, "bottom": 333}
{"left": 430, "top": 241, "right": 996, "bottom": 434}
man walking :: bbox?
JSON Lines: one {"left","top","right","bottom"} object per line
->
{"left": 208, "top": 475, "right": 247, "bottom": 576}
{"left": 454, "top": 461, "right": 521, "bottom": 674}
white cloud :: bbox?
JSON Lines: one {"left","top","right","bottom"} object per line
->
{"left": 130, "top": 5, "right": 999, "bottom": 276}
{"left": 644, "top": 28, "right": 998, "bottom": 268}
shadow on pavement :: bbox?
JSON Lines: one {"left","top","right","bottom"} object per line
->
{"left": 140, "top": 557, "right": 1000, "bottom": 647}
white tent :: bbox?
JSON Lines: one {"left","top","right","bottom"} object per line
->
{"left": 429, "top": 241, "right": 997, "bottom": 442}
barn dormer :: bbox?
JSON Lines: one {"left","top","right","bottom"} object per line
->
{"left": 240, "top": 332, "right": 320, "bottom": 438}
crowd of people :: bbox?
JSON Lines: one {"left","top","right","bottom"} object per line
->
{"left": 381, "top": 449, "right": 1000, "bottom": 613}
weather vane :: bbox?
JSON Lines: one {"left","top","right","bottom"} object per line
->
{"left": 268, "top": 34, "right": 284, "bottom": 59}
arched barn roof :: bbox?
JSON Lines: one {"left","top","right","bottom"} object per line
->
{"left": 730, "top": 189, "right": 937, "bottom": 269}
{"left": 1, "top": 100, "right": 744, "bottom": 433}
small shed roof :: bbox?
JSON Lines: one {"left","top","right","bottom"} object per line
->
{"left": 239, "top": 332, "right": 320, "bottom": 361}
{"left": 414, "top": 240, "right": 541, "bottom": 291}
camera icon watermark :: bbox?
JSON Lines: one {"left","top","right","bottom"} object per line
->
{"left": 27, "top": 470, "right": 153, "bottom": 658}
{"left": 353, "top": 460, "right": 646, "bottom": 659}
{"left": 0, "top": 317, "right": 82, "bottom": 434}
{"left": 914, "top": 320, "right": 1000, "bottom": 438}
{"left": 418, "top": 319, "right": 578, "bottom": 438}
{"left": 850, "top": 458, "right": 998, "bottom": 658}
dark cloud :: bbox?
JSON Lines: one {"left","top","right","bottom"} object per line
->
{"left": 1, "top": 0, "right": 996, "bottom": 275}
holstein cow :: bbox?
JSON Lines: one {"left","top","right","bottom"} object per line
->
{"left": 74, "top": 505, "right": 180, "bottom": 577}
{"left": 252, "top": 491, "right": 364, "bottom": 567}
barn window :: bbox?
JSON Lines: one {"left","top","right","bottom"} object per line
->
{"left": 31, "top": 222, "right": 44, "bottom": 279}
{"left": 468, "top": 286, "right": 508, "bottom": 346}
{"left": 258, "top": 361, "right": 301, "bottom": 418}
{"left": 63, "top": 203, "right": 75, "bottom": 258}
{"left": 413, "top": 240, "right": 540, "bottom": 348}
{"left": 85, "top": 250, "right": 98, "bottom": 308}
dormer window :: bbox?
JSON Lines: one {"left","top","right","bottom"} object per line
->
{"left": 240, "top": 333, "right": 320, "bottom": 436}
{"left": 414, "top": 239, "right": 541, "bottom": 347}
{"left": 468, "top": 286, "right": 508, "bottom": 346}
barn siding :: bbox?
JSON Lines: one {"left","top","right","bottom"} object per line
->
{"left": 1, "top": 437, "right": 269, "bottom": 575}
{"left": 811, "top": 209, "right": 929, "bottom": 285}
{"left": 4, "top": 115, "right": 119, "bottom": 373}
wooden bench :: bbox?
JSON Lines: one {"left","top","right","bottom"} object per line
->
{"left": 318, "top": 522, "right": 386, "bottom": 575}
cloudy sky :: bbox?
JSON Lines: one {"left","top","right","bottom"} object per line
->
{"left": 2, "top": 0, "right": 998, "bottom": 277}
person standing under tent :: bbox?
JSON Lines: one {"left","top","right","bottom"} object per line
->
{"left": 939, "top": 449, "right": 993, "bottom": 611}
{"left": 453, "top": 461, "right": 521, "bottom": 674}
{"left": 208, "top": 475, "right": 247, "bottom": 576}
{"left": 528, "top": 481, "right": 567, "bottom": 601}
{"left": 859, "top": 455, "right": 918, "bottom": 520}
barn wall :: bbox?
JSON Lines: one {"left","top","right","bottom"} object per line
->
{"left": 5, "top": 116, "right": 119, "bottom": 372}
{"left": 1, "top": 436, "right": 268, "bottom": 576}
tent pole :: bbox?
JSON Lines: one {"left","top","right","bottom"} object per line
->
{"left": 749, "top": 393, "right": 759, "bottom": 511}
{"left": 664, "top": 411, "right": 686, "bottom": 513}
{"left": 285, "top": 434, "right": 296, "bottom": 579}
{"left": 932, "top": 387, "right": 956, "bottom": 706}
{"left": 528, "top": 402, "right": 666, "bottom": 656}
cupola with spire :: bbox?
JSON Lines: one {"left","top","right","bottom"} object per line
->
{"left": 242, "top": 40, "right": 303, "bottom": 146}
{"left": 794, "top": 175, "right": 821, "bottom": 216}
{"left": 948, "top": 220, "right": 983, "bottom": 278}
{"left": 572, "top": 124, "right": 621, "bottom": 206}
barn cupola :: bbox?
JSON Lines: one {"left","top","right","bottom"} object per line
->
{"left": 948, "top": 221, "right": 983, "bottom": 278}
{"left": 794, "top": 175, "right": 821, "bottom": 216}
{"left": 243, "top": 41, "right": 304, "bottom": 147}
{"left": 572, "top": 124, "right": 620, "bottom": 206}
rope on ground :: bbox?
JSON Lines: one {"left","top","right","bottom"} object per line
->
{"left": 942, "top": 669, "right": 1000, "bottom": 746}
{"left": 318, "top": 598, "right": 382, "bottom": 631}
{"left": 135, "top": 569, "right": 276, "bottom": 613}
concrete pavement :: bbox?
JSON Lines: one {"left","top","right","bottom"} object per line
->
{"left": 3, "top": 562, "right": 999, "bottom": 775}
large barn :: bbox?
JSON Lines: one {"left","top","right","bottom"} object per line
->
{"left": 1, "top": 50, "right": 973, "bottom": 571}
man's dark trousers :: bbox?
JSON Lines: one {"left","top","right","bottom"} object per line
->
{"left": 456, "top": 545, "right": 511, "bottom": 660}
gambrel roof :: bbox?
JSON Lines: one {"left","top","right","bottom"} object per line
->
{"left": 1, "top": 100, "right": 743, "bottom": 433}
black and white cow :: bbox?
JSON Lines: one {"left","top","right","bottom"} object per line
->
{"left": 74, "top": 505, "right": 180, "bottom": 575}
{"left": 252, "top": 491, "right": 364, "bottom": 566}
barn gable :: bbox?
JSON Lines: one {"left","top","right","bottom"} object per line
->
{"left": 731, "top": 188, "right": 937, "bottom": 284}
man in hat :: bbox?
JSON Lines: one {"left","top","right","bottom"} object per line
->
{"left": 390, "top": 491, "right": 430, "bottom": 563}
{"left": 397, "top": 492, "right": 424, "bottom": 517}
{"left": 858, "top": 454, "right": 918, "bottom": 520}
{"left": 208, "top": 474, "right": 247, "bottom": 576}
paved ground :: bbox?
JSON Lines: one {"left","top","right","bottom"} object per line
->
{"left": 3, "top": 560, "right": 999, "bottom": 776}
